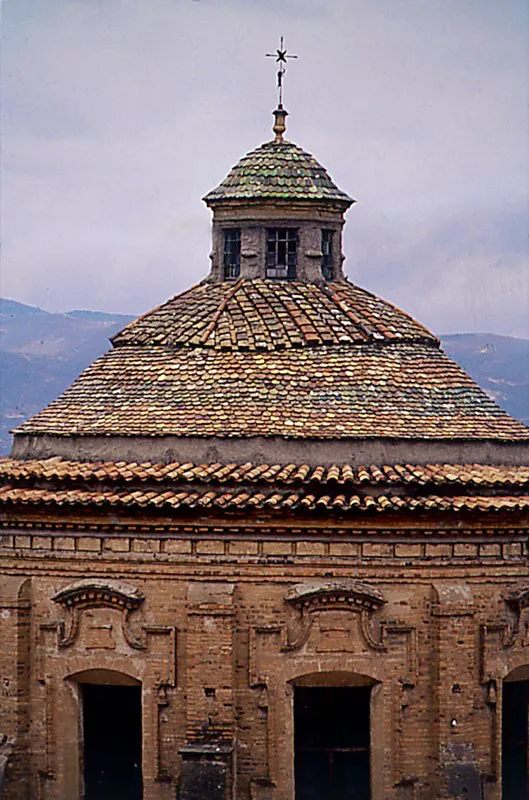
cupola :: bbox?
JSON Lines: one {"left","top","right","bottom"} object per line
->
{"left": 203, "top": 107, "right": 354, "bottom": 284}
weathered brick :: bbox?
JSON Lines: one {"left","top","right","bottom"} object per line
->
{"left": 262, "top": 541, "right": 292, "bottom": 556}
{"left": 329, "top": 542, "right": 359, "bottom": 557}
{"left": 76, "top": 537, "right": 101, "bottom": 552}
{"left": 132, "top": 538, "right": 161, "bottom": 553}
{"left": 164, "top": 539, "right": 192, "bottom": 554}
{"left": 104, "top": 538, "right": 130, "bottom": 552}
{"left": 14, "top": 535, "right": 31, "bottom": 549}
{"left": 454, "top": 543, "right": 478, "bottom": 558}
{"left": 229, "top": 541, "right": 259, "bottom": 556}
{"left": 362, "top": 542, "right": 391, "bottom": 557}
{"left": 196, "top": 541, "right": 225, "bottom": 555}
{"left": 425, "top": 544, "right": 451, "bottom": 558}
{"left": 296, "top": 542, "right": 325, "bottom": 556}
{"left": 394, "top": 544, "right": 422, "bottom": 558}
{"left": 54, "top": 537, "right": 76, "bottom": 551}
{"left": 479, "top": 543, "right": 501, "bottom": 558}
{"left": 32, "top": 537, "right": 52, "bottom": 550}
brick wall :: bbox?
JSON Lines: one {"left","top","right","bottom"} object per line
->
{"left": 0, "top": 519, "right": 528, "bottom": 800}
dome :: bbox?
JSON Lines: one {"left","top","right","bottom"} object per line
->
{"left": 9, "top": 110, "right": 529, "bottom": 466}
{"left": 203, "top": 140, "right": 354, "bottom": 206}
{"left": 12, "top": 278, "right": 529, "bottom": 462}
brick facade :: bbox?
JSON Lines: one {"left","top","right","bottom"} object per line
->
{"left": 1, "top": 515, "right": 528, "bottom": 799}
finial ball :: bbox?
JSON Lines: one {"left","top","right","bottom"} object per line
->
{"left": 273, "top": 106, "right": 288, "bottom": 142}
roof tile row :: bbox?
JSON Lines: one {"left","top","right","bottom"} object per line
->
{"left": 15, "top": 344, "right": 528, "bottom": 440}
{"left": 2, "top": 458, "right": 529, "bottom": 488}
{"left": 1, "top": 485, "right": 527, "bottom": 515}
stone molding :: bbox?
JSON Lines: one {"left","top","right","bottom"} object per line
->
{"left": 284, "top": 579, "right": 386, "bottom": 652}
{"left": 52, "top": 578, "right": 145, "bottom": 649}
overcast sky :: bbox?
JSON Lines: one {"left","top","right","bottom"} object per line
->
{"left": 2, "top": 0, "right": 528, "bottom": 336}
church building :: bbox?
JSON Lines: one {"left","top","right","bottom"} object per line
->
{"left": 1, "top": 91, "right": 529, "bottom": 800}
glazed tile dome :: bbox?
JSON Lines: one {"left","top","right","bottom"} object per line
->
{"left": 9, "top": 114, "right": 529, "bottom": 467}
{"left": 203, "top": 140, "right": 353, "bottom": 206}
{"left": 13, "top": 278, "right": 529, "bottom": 446}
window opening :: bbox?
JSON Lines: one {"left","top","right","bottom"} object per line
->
{"left": 321, "top": 229, "right": 334, "bottom": 281}
{"left": 223, "top": 229, "right": 241, "bottom": 279}
{"left": 82, "top": 684, "right": 143, "bottom": 800}
{"left": 266, "top": 228, "right": 298, "bottom": 279}
{"left": 502, "top": 679, "right": 529, "bottom": 800}
{"left": 294, "top": 686, "right": 371, "bottom": 800}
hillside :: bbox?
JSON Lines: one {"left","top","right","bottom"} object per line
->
{"left": 1, "top": 299, "right": 528, "bottom": 455}
{"left": 0, "top": 299, "right": 133, "bottom": 454}
{"left": 441, "top": 333, "right": 529, "bottom": 427}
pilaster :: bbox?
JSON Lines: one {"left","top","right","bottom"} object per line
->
{"left": 180, "top": 582, "right": 236, "bottom": 800}
{"left": 431, "top": 583, "right": 483, "bottom": 798}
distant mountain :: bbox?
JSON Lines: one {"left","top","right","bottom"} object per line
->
{"left": 1, "top": 299, "right": 48, "bottom": 316}
{"left": 1, "top": 299, "right": 528, "bottom": 456}
{"left": 0, "top": 299, "right": 134, "bottom": 454}
{"left": 440, "top": 333, "right": 529, "bottom": 427}
{"left": 0, "top": 297, "right": 133, "bottom": 358}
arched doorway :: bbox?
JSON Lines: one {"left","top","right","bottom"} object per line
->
{"left": 74, "top": 669, "right": 143, "bottom": 800}
{"left": 502, "top": 665, "right": 529, "bottom": 800}
{"left": 293, "top": 672, "right": 376, "bottom": 800}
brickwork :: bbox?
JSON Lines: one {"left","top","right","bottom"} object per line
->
{"left": 0, "top": 578, "right": 30, "bottom": 800}
{"left": 1, "top": 520, "right": 528, "bottom": 800}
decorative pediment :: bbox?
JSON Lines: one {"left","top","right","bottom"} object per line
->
{"left": 52, "top": 579, "right": 144, "bottom": 611}
{"left": 51, "top": 579, "right": 145, "bottom": 649}
{"left": 285, "top": 580, "right": 385, "bottom": 612}
{"left": 284, "top": 580, "right": 386, "bottom": 652}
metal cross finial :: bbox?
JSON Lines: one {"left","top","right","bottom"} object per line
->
{"left": 266, "top": 36, "right": 297, "bottom": 107}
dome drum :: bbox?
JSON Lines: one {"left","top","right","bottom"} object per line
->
{"left": 208, "top": 211, "right": 346, "bottom": 283}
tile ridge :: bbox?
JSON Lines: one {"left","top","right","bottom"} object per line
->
{"left": 322, "top": 282, "right": 372, "bottom": 341}
{"left": 237, "top": 280, "right": 276, "bottom": 350}
{"left": 199, "top": 279, "right": 246, "bottom": 345}
{"left": 277, "top": 281, "right": 325, "bottom": 347}
{"left": 251, "top": 280, "right": 311, "bottom": 348}
{"left": 295, "top": 283, "right": 341, "bottom": 344}
{"left": 258, "top": 281, "right": 308, "bottom": 347}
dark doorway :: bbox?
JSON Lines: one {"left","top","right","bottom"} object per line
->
{"left": 503, "top": 679, "right": 529, "bottom": 800}
{"left": 82, "top": 683, "right": 143, "bottom": 800}
{"left": 294, "top": 686, "right": 371, "bottom": 800}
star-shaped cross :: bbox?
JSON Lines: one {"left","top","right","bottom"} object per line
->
{"left": 266, "top": 37, "right": 298, "bottom": 106}
{"left": 266, "top": 36, "right": 297, "bottom": 64}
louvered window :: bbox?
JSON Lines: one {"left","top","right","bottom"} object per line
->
{"left": 223, "top": 229, "right": 241, "bottom": 279}
{"left": 266, "top": 228, "right": 298, "bottom": 279}
{"left": 321, "top": 229, "right": 334, "bottom": 281}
